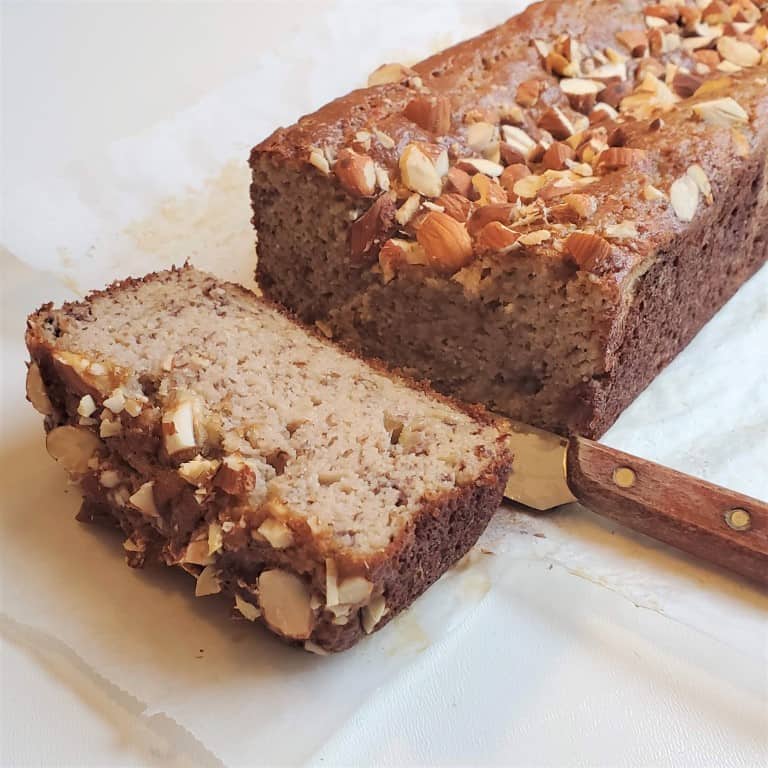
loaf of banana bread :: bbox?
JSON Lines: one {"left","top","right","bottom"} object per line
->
{"left": 25, "top": 267, "right": 510, "bottom": 652}
{"left": 250, "top": 0, "right": 768, "bottom": 438}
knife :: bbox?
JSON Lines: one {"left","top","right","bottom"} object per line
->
{"left": 502, "top": 421, "right": 768, "bottom": 587}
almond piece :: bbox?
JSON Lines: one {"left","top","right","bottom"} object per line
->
{"left": 560, "top": 78, "right": 604, "bottom": 113}
{"left": 178, "top": 455, "right": 221, "bottom": 486}
{"left": 404, "top": 94, "right": 452, "bottom": 134}
{"left": 377, "top": 238, "right": 429, "bottom": 283}
{"left": 258, "top": 569, "right": 314, "bottom": 640}
{"left": 308, "top": 147, "right": 330, "bottom": 175}
{"left": 467, "top": 203, "right": 516, "bottom": 236}
{"left": 645, "top": 3, "right": 679, "bottom": 22}
{"left": 334, "top": 148, "right": 376, "bottom": 197}
{"left": 257, "top": 517, "right": 294, "bottom": 549}
{"left": 686, "top": 163, "right": 713, "bottom": 204}
{"left": 215, "top": 454, "right": 256, "bottom": 495}
{"left": 542, "top": 142, "right": 576, "bottom": 171}
{"left": 671, "top": 70, "right": 705, "bottom": 98}
{"left": 643, "top": 184, "right": 666, "bottom": 201}
{"left": 692, "top": 97, "right": 749, "bottom": 126}
{"left": 162, "top": 397, "right": 199, "bottom": 455}
{"left": 348, "top": 193, "right": 397, "bottom": 263}
{"left": 435, "top": 193, "right": 472, "bottom": 222}
{"left": 399, "top": 143, "right": 447, "bottom": 197}
{"left": 499, "top": 164, "right": 532, "bottom": 196}
{"left": 416, "top": 211, "right": 474, "bottom": 272}
{"left": 46, "top": 425, "right": 103, "bottom": 475}
{"left": 515, "top": 79, "right": 542, "bottom": 107}
{"left": 471, "top": 174, "right": 507, "bottom": 205}
{"left": 361, "top": 595, "right": 388, "bottom": 634}
{"left": 692, "top": 49, "right": 721, "bottom": 69}
{"left": 337, "top": 577, "right": 374, "bottom": 605}
{"left": 128, "top": 481, "right": 159, "bottom": 518}
{"left": 368, "top": 62, "right": 416, "bottom": 86}
{"left": 597, "top": 147, "right": 648, "bottom": 170}
{"left": 456, "top": 157, "right": 505, "bottom": 177}
{"left": 466, "top": 121, "right": 498, "bottom": 154}
{"left": 717, "top": 37, "right": 760, "bottom": 67}
{"left": 512, "top": 174, "right": 547, "bottom": 202}
{"left": 616, "top": 29, "right": 649, "bottom": 57}
{"left": 670, "top": 174, "right": 700, "bottom": 221}
{"left": 564, "top": 193, "right": 598, "bottom": 218}
{"left": 500, "top": 125, "right": 538, "bottom": 160}
{"left": 445, "top": 166, "right": 473, "bottom": 197}
{"left": 564, "top": 231, "right": 613, "bottom": 271}
{"left": 195, "top": 566, "right": 221, "bottom": 597}
{"left": 475, "top": 221, "right": 521, "bottom": 254}
{"left": 26, "top": 362, "right": 53, "bottom": 415}
{"left": 538, "top": 106, "right": 576, "bottom": 140}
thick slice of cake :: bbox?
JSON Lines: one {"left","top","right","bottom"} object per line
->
{"left": 25, "top": 266, "right": 511, "bottom": 652}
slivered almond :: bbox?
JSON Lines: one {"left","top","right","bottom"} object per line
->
{"left": 308, "top": 147, "right": 330, "bottom": 175}
{"left": 334, "top": 148, "right": 376, "bottom": 196}
{"left": 435, "top": 193, "right": 472, "bottom": 222}
{"left": 616, "top": 29, "right": 649, "bottom": 57}
{"left": 692, "top": 97, "right": 749, "bottom": 126}
{"left": 564, "top": 231, "right": 612, "bottom": 271}
{"left": 686, "top": 164, "right": 713, "bottom": 204}
{"left": 597, "top": 147, "right": 648, "bottom": 170}
{"left": 538, "top": 106, "right": 576, "bottom": 140}
{"left": 475, "top": 221, "right": 521, "bottom": 253}
{"left": 515, "top": 79, "right": 542, "bottom": 107}
{"left": 456, "top": 157, "right": 504, "bottom": 177}
{"left": 560, "top": 78, "right": 603, "bottom": 113}
{"left": 670, "top": 174, "right": 700, "bottom": 222}
{"left": 404, "top": 94, "right": 452, "bottom": 135}
{"left": 542, "top": 142, "right": 575, "bottom": 171}
{"left": 26, "top": 363, "right": 53, "bottom": 415}
{"left": 468, "top": 203, "right": 516, "bottom": 236}
{"left": 717, "top": 36, "right": 760, "bottom": 67}
{"left": 416, "top": 212, "right": 474, "bottom": 272}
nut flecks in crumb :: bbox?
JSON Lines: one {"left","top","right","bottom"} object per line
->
{"left": 670, "top": 173, "right": 700, "bottom": 222}
{"left": 26, "top": 363, "right": 53, "bottom": 415}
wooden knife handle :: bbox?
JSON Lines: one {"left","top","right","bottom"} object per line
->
{"left": 566, "top": 436, "right": 768, "bottom": 587}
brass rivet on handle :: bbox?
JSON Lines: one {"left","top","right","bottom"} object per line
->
{"left": 724, "top": 508, "right": 752, "bottom": 532}
{"left": 612, "top": 466, "right": 636, "bottom": 488}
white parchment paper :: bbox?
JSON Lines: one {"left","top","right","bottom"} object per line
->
{"left": 2, "top": 2, "right": 766, "bottom": 765}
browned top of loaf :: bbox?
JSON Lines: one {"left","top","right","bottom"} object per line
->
{"left": 252, "top": 0, "right": 768, "bottom": 286}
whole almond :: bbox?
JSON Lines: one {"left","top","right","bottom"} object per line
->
{"left": 334, "top": 148, "right": 376, "bottom": 196}
{"left": 475, "top": 221, "right": 521, "bottom": 254}
{"left": 564, "top": 231, "right": 613, "bottom": 271}
{"left": 404, "top": 94, "right": 452, "bottom": 135}
{"left": 416, "top": 211, "right": 474, "bottom": 272}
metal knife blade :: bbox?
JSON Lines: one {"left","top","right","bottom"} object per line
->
{"left": 499, "top": 420, "right": 576, "bottom": 511}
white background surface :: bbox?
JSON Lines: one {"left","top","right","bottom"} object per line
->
{"left": 1, "top": 2, "right": 767, "bottom": 766}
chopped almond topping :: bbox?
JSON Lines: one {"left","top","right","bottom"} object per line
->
{"left": 717, "top": 37, "right": 760, "bottom": 67}
{"left": 399, "top": 143, "right": 448, "bottom": 197}
{"left": 515, "top": 79, "right": 542, "bottom": 107}
{"left": 404, "top": 94, "right": 452, "bottom": 135}
{"left": 416, "top": 211, "right": 474, "bottom": 273}
{"left": 542, "top": 142, "right": 576, "bottom": 171}
{"left": 692, "top": 97, "right": 749, "bottom": 126}
{"left": 670, "top": 174, "right": 700, "bottom": 222}
{"left": 475, "top": 221, "right": 521, "bottom": 254}
{"left": 334, "top": 148, "right": 376, "bottom": 196}
{"left": 467, "top": 203, "right": 517, "bottom": 236}
{"left": 560, "top": 78, "right": 604, "bottom": 113}
{"left": 564, "top": 231, "right": 612, "bottom": 271}
{"left": 446, "top": 166, "right": 473, "bottom": 197}
{"left": 499, "top": 164, "right": 532, "bottom": 196}
{"left": 471, "top": 174, "right": 507, "bottom": 205}
{"left": 435, "top": 193, "right": 472, "bottom": 222}
{"left": 616, "top": 29, "right": 649, "bottom": 57}
{"left": 538, "top": 106, "right": 576, "bottom": 140}
{"left": 597, "top": 147, "right": 648, "bottom": 171}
